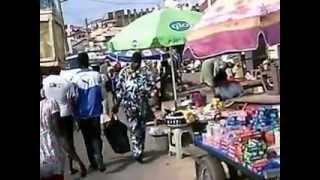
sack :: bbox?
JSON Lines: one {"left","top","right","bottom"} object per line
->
{"left": 103, "top": 115, "right": 131, "bottom": 154}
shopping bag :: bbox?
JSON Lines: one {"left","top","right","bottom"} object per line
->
{"left": 103, "top": 115, "right": 131, "bottom": 154}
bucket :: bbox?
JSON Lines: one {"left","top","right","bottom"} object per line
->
{"left": 150, "top": 134, "right": 169, "bottom": 152}
{"left": 146, "top": 126, "right": 169, "bottom": 152}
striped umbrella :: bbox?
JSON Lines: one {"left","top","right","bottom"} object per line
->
{"left": 184, "top": 0, "right": 280, "bottom": 59}
{"left": 106, "top": 49, "right": 166, "bottom": 62}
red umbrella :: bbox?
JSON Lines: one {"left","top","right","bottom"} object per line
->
{"left": 184, "top": 0, "right": 280, "bottom": 59}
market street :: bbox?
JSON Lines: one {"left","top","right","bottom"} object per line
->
{"left": 41, "top": 0, "right": 280, "bottom": 179}
{"left": 64, "top": 125, "right": 196, "bottom": 180}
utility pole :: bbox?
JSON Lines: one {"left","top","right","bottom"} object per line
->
{"left": 85, "top": 18, "right": 90, "bottom": 51}
{"left": 207, "top": 0, "right": 211, "bottom": 9}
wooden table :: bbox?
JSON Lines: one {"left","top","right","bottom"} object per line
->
{"left": 239, "top": 80, "right": 263, "bottom": 89}
{"left": 229, "top": 93, "right": 280, "bottom": 105}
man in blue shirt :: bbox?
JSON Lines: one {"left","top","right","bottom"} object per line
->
{"left": 71, "top": 52, "right": 106, "bottom": 172}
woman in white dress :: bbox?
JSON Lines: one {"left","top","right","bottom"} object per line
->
{"left": 40, "top": 97, "right": 65, "bottom": 180}
{"left": 40, "top": 77, "right": 86, "bottom": 180}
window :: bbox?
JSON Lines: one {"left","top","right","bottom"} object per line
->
{"left": 40, "top": 0, "right": 52, "bottom": 10}
{"left": 52, "top": 0, "right": 61, "bottom": 14}
{"left": 40, "top": 0, "right": 62, "bottom": 18}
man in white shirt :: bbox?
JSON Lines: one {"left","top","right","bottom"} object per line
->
{"left": 60, "top": 68, "right": 81, "bottom": 81}
{"left": 43, "top": 73, "right": 87, "bottom": 176}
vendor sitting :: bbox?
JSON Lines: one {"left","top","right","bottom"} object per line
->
{"left": 213, "top": 68, "right": 243, "bottom": 101}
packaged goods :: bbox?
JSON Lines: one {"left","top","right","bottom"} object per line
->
{"left": 265, "top": 131, "right": 275, "bottom": 146}
{"left": 199, "top": 105, "right": 280, "bottom": 175}
{"left": 251, "top": 108, "right": 279, "bottom": 131}
{"left": 242, "top": 139, "right": 267, "bottom": 166}
{"left": 274, "top": 128, "right": 280, "bottom": 147}
{"left": 263, "top": 158, "right": 280, "bottom": 170}
{"left": 191, "top": 91, "right": 206, "bottom": 108}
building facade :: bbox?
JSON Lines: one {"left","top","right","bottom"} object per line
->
{"left": 40, "top": 0, "right": 66, "bottom": 68}
{"left": 66, "top": 7, "right": 157, "bottom": 54}
{"left": 198, "top": 0, "right": 216, "bottom": 12}
{"left": 163, "top": 0, "right": 201, "bottom": 11}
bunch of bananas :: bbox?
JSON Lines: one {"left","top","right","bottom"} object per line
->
{"left": 178, "top": 110, "right": 196, "bottom": 124}
{"left": 212, "top": 98, "right": 225, "bottom": 110}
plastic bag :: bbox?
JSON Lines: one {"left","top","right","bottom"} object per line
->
{"left": 103, "top": 115, "right": 131, "bottom": 154}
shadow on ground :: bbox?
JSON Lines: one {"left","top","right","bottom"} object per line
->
{"left": 103, "top": 150, "right": 168, "bottom": 174}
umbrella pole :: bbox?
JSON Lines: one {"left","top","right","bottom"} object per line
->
{"left": 169, "top": 47, "right": 177, "bottom": 109}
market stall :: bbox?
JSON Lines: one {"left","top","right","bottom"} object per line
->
{"left": 163, "top": 95, "right": 280, "bottom": 180}
{"left": 153, "top": 0, "right": 280, "bottom": 178}
{"left": 194, "top": 141, "right": 280, "bottom": 180}
{"left": 194, "top": 100, "right": 279, "bottom": 179}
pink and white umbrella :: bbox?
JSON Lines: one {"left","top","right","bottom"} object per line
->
{"left": 183, "top": 0, "right": 280, "bottom": 59}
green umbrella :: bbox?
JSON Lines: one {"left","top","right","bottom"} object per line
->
{"left": 106, "top": 8, "right": 202, "bottom": 51}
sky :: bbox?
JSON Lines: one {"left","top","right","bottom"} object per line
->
{"left": 62, "top": 0, "right": 163, "bottom": 25}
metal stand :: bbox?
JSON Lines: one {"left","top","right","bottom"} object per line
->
{"left": 169, "top": 47, "right": 177, "bottom": 109}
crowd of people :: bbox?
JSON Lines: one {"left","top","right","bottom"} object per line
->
{"left": 40, "top": 52, "right": 159, "bottom": 180}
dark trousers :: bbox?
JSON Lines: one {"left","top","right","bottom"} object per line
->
{"left": 79, "top": 118, "right": 104, "bottom": 167}
{"left": 60, "top": 116, "right": 75, "bottom": 145}
{"left": 60, "top": 116, "right": 76, "bottom": 170}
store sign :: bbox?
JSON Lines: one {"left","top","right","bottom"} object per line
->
{"left": 126, "top": 50, "right": 134, "bottom": 57}
{"left": 169, "top": 21, "right": 190, "bottom": 31}
{"left": 143, "top": 50, "right": 152, "bottom": 56}
{"left": 132, "top": 40, "right": 138, "bottom": 48}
